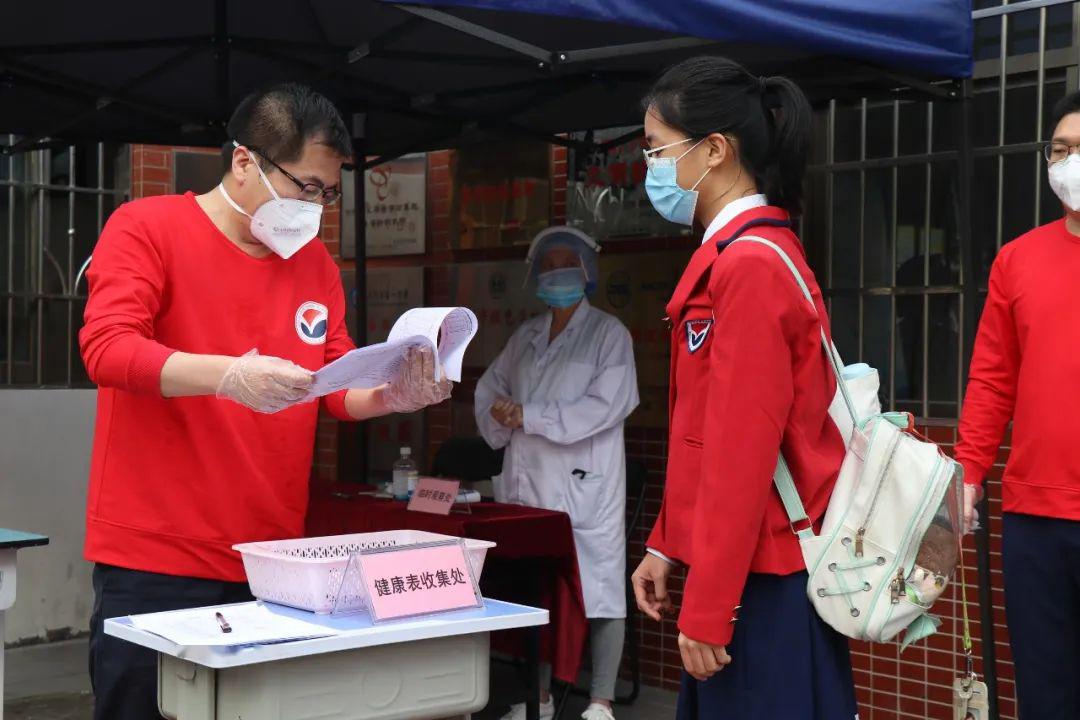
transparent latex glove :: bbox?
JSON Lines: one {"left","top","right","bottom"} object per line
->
{"left": 216, "top": 349, "right": 313, "bottom": 413}
{"left": 383, "top": 346, "right": 453, "bottom": 414}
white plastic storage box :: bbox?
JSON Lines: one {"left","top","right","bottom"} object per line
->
{"left": 158, "top": 633, "right": 492, "bottom": 720}
{"left": 233, "top": 531, "right": 496, "bottom": 614}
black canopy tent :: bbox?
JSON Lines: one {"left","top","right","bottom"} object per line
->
{"left": 1, "top": 2, "right": 995, "bottom": 715}
{"left": 0, "top": 1, "right": 970, "bottom": 158}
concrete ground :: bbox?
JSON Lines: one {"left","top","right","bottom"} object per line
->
{"left": 5, "top": 639, "right": 676, "bottom": 720}
{"left": 5, "top": 639, "right": 93, "bottom": 720}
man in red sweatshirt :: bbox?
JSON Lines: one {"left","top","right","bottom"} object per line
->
{"left": 81, "top": 84, "right": 450, "bottom": 720}
{"left": 956, "top": 91, "right": 1080, "bottom": 720}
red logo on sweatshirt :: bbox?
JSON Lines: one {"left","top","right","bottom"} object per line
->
{"left": 295, "top": 302, "right": 328, "bottom": 345}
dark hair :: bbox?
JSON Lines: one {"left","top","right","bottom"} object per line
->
{"left": 223, "top": 83, "right": 352, "bottom": 171}
{"left": 643, "top": 56, "right": 813, "bottom": 215}
{"left": 1049, "top": 90, "right": 1080, "bottom": 135}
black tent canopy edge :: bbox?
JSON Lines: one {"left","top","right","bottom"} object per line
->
{"left": 0, "top": 1, "right": 962, "bottom": 161}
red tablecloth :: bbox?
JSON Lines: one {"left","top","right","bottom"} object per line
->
{"left": 306, "top": 484, "right": 588, "bottom": 683}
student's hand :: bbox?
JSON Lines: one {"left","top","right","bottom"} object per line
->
{"left": 963, "top": 483, "right": 983, "bottom": 534}
{"left": 216, "top": 350, "right": 313, "bottom": 413}
{"left": 383, "top": 347, "right": 453, "bottom": 413}
{"left": 678, "top": 633, "right": 731, "bottom": 681}
{"left": 491, "top": 397, "right": 524, "bottom": 429}
{"left": 632, "top": 553, "right": 674, "bottom": 621}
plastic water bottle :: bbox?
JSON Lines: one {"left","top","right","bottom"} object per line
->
{"left": 392, "top": 447, "right": 417, "bottom": 501}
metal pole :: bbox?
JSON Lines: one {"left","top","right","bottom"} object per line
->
{"left": 342, "top": 135, "right": 368, "bottom": 484}
{"left": 957, "top": 77, "right": 1000, "bottom": 720}
{"left": 888, "top": 100, "right": 900, "bottom": 411}
{"left": 972, "top": 0, "right": 1072, "bottom": 19}
{"left": 857, "top": 98, "right": 867, "bottom": 363}
{"left": 6, "top": 135, "right": 14, "bottom": 384}
{"left": 525, "top": 625, "right": 540, "bottom": 720}
{"left": 922, "top": 105, "right": 932, "bottom": 420}
{"left": 0, "top": 599, "right": 6, "bottom": 720}
{"left": 214, "top": 0, "right": 230, "bottom": 128}
{"left": 1034, "top": 7, "right": 1048, "bottom": 226}
{"left": 67, "top": 145, "right": 75, "bottom": 385}
{"left": 35, "top": 149, "right": 46, "bottom": 386}
{"left": 353, "top": 163, "right": 367, "bottom": 348}
{"left": 825, "top": 100, "right": 836, "bottom": 315}
{"left": 996, "top": 6, "right": 1009, "bottom": 252}
{"left": 391, "top": 4, "right": 552, "bottom": 64}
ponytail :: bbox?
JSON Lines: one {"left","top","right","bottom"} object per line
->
{"left": 643, "top": 56, "right": 813, "bottom": 216}
{"left": 760, "top": 75, "right": 812, "bottom": 215}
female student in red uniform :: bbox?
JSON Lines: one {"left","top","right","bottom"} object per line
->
{"left": 630, "top": 56, "right": 858, "bottom": 719}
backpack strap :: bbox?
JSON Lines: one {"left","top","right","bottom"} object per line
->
{"left": 729, "top": 236, "right": 859, "bottom": 538}
{"left": 774, "top": 456, "right": 815, "bottom": 540}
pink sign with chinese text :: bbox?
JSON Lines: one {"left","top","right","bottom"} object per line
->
{"left": 359, "top": 542, "right": 481, "bottom": 621}
{"left": 407, "top": 478, "right": 461, "bottom": 515}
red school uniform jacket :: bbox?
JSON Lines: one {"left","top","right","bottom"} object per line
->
{"left": 646, "top": 205, "right": 847, "bottom": 646}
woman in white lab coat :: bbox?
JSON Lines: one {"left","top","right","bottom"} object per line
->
{"left": 475, "top": 226, "right": 639, "bottom": 720}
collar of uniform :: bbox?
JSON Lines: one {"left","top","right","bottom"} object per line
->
{"left": 665, "top": 204, "right": 789, "bottom": 321}
{"left": 707, "top": 203, "right": 790, "bottom": 248}
{"left": 531, "top": 297, "right": 591, "bottom": 354}
{"left": 701, "top": 194, "right": 768, "bottom": 245}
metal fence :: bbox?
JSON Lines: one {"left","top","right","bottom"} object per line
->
{"left": 803, "top": 0, "right": 1078, "bottom": 422}
{"left": 0, "top": 138, "right": 128, "bottom": 387}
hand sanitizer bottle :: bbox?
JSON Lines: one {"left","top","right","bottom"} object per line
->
{"left": 392, "top": 447, "right": 417, "bottom": 501}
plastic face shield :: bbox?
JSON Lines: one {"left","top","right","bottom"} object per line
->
{"left": 524, "top": 226, "right": 600, "bottom": 291}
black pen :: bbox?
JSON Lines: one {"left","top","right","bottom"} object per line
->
{"left": 215, "top": 611, "right": 232, "bottom": 634}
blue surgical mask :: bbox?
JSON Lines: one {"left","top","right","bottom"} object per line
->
{"left": 536, "top": 267, "right": 586, "bottom": 308}
{"left": 643, "top": 138, "right": 711, "bottom": 226}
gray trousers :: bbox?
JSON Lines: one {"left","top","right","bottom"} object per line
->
{"left": 540, "top": 617, "right": 625, "bottom": 701}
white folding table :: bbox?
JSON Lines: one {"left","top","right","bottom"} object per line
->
{"left": 0, "top": 529, "right": 49, "bottom": 720}
{"left": 106, "top": 598, "right": 548, "bottom": 720}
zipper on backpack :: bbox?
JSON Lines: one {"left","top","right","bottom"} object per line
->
{"left": 861, "top": 456, "right": 946, "bottom": 639}
{"left": 854, "top": 429, "right": 904, "bottom": 557}
{"left": 889, "top": 567, "right": 906, "bottom": 605}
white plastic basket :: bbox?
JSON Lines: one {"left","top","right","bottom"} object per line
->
{"left": 233, "top": 531, "right": 496, "bottom": 615}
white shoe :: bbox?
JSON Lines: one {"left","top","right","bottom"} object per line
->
{"left": 500, "top": 697, "right": 555, "bottom": 720}
{"left": 581, "top": 703, "right": 616, "bottom": 720}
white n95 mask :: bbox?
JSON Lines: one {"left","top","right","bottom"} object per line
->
{"left": 1048, "top": 153, "right": 1080, "bottom": 211}
{"left": 219, "top": 151, "right": 323, "bottom": 259}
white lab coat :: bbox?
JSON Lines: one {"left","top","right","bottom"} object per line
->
{"left": 475, "top": 299, "right": 639, "bottom": 618}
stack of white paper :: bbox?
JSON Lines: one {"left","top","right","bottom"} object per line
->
{"left": 309, "top": 306, "right": 478, "bottom": 398}
{"left": 129, "top": 602, "right": 339, "bottom": 647}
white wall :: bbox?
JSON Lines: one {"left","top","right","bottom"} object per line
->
{"left": 0, "top": 389, "right": 96, "bottom": 644}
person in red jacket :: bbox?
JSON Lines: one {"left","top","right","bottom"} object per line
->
{"left": 81, "top": 83, "right": 451, "bottom": 720}
{"left": 630, "top": 57, "right": 857, "bottom": 719}
{"left": 955, "top": 91, "right": 1080, "bottom": 720}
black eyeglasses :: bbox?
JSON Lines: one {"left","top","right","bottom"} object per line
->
{"left": 1043, "top": 141, "right": 1080, "bottom": 164}
{"left": 243, "top": 143, "right": 342, "bottom": 205}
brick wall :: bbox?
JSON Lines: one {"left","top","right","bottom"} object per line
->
{"left": 130, "top": 141, "right": 1018, "bottom": 719}
{"left": 130, "top": 144, "right": 177, "bottom": 198}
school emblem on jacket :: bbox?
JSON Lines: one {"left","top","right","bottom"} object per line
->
{"left": 685, "top": 319, "right": 713, "bottom": 354}
{"left": 295, "top": 301, "right": 328, "bottom": 345}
